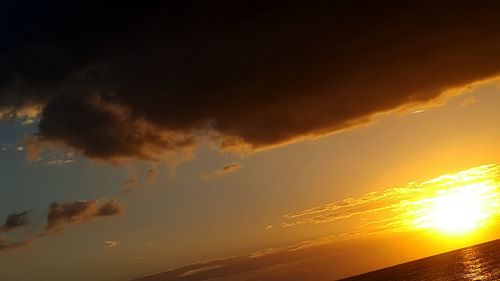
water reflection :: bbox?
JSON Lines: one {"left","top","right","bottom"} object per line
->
{"left": 461, "top": 248, "right": 491, "bottom": 280}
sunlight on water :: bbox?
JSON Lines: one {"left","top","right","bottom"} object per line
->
{"left": 342, "top": 239, "right": 500, "bottom": 281}
{"left": 461, "top": 248, "right": 490, "bottom": 280}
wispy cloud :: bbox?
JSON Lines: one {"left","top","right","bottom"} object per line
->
{"left": 104, "top": 240, "right": 120, "bottom": 248}
{"left": 201, "top": 163, "right": 241, "bottom": 179}
{"left": 44, "top": 159, "right": 74, "bottom": 166}
{"left": 0, "top": 142, "right": 12, "bottom": 152}
{"left": 279, "top": 165, "right": 500, "bottom": 235}
{"left": 131, "top": 231, "right": 406, "bottom": 281}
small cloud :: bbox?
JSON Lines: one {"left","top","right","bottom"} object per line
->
{"left": 104, "top": 240, "right": 120, "bottom": 247}
{"left": 201, "top": 163, "right": 241, "bottom": 179}
{"left": 16, "top": 146, "right": 24, "bottom": 151}
{"left": 264, "top": 225, "right": 274, "bottom": 230}
{"left": 46, "top": 201, "right": 98, "bottom": 232}
{"left": 45, "top": 159, "right": 74, "bottom": 166}
{"left": 178, "top": 265, "right": 225, "bottom": 277}
{"left": 1, "top": 211, "right": 29, "bottom": 232}
{"left": 0, "top": 144, "right": 8, "bottom": 151}
{"left": 411, "top": 109, "right": 425, "bottom": 114}
{"left": 21, "top": 119, "right": 35, "bottom": 125}
{"left": 221, "top": 163, "right": 241, "bottom": 173}
{"left": 45, "top": 199, "right": 124, "bottom": 233}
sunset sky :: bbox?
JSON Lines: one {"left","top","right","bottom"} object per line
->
{"left": 1, "top": 2, "right": 500, "bottom": 281}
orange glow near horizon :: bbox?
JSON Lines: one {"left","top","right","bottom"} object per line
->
{"left": 410, "top": 165, "right": 499, "bottom": 236}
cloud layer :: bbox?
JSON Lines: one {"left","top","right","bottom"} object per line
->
{"left": 2, "top": 2, "right": 500, "bottom": 160}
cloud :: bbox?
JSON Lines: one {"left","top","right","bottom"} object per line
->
{"left": 0, "top": 211, "right": 29, "bottom": 232}
{"left": 104, "top": 240, "right": 119, "bottom": 247}
{"left": 45, "top": 199, "right": 124, "bottom": 232}
{"left": 279, "top": 165, "right": 500, "bottom": 233}
{"left": 0, "top": 142, "right": 11, "bottom": 152}
{"left": 96, "top": 200, "right": 124, "bottom": 216}
{"left": 46, "top": 201, "right": 97, "bottom": 231}
{"left": 130, "top": 232, "right": 415, "bottom": 281}
{"left": 133, "top": 231, "right": 493, "bottom": 281}
{"left": 38, "top": 96, "right": 196, "bottom": 162}
{"left": 177, "top": 265, "right": 225, "bottom": 278}
{"left": 0, "top": 104, "right": 41, "bottom": 120}
{"left": 44, "top": 159, "right": 74, "bottom": 166}
{"left": 0, "top": 199, "right": 124, "bottom": 251}
{"left": 1, "top": 3, "right": 500, "bottom": 161}
{"left": 133, "top": 165, "right": 500, "bottom": 281}
{"left": 201, "top": 163, "right": 241, "bottom": 179}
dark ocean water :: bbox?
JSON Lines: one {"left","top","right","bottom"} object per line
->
{"left": 341, "top": 239, "right": 500, "bottom": 281}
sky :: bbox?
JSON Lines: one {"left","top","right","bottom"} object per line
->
{"left": 1, "top": 2, "right": 500, "bottom": 281}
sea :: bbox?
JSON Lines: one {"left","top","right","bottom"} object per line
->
{"left": 341, "top": 239, "right": 500, "bottom": 281}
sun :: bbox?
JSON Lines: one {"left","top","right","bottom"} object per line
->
{"left": 429, "top": 185, "right": 486, "bottom": 234}
{"left": 414, "top": 183, "right": 494, "bottom": 235}
{"left": 410, "top": 165, "right": 499, "bottom": 236}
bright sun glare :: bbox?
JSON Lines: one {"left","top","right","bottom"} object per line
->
{"left": 410, "top": 165, "right": 499, "bottom": 236}
{"left": 429, "top": 184, "right": 487, "bottom": 233}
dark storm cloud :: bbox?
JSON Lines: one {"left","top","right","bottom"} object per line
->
{"left": 45, "top": 199, "right": 124, "bottom": 232}
{"left": 0, "top": 211, "right": 29, "bottom": 232}
{"left": 2, "top": 1, "right": 500, "bottom": 160}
